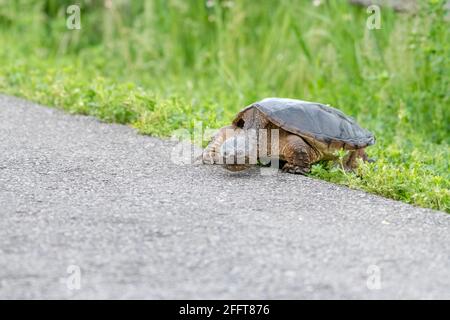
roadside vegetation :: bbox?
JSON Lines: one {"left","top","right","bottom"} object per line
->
{"left": 0, "top": 0, "right": 448, "bottom": 212}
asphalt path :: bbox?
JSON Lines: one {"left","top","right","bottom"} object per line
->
{"left": 0, "top": 95, "right": 448, "bottom": 299}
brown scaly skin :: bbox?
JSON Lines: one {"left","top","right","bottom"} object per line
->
{"left": 279, "top": 134, "right": 319, "bottom": 174}
{"left": 202, "top": 107, "right": 369, "bottom": 174}
{"left": 202, "top": 125, "right": 241, "bottom": 165}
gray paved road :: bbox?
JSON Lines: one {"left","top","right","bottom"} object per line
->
{"left": 0, "top": 95, "right": 448, "bottom": 299}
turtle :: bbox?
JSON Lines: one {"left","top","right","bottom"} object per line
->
{"left": 202, "top": 97, "right": 375, "bottom": 174}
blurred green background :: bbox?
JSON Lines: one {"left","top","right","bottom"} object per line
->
{"left": 0, "top": 0, "right": 448, "bottom": 211}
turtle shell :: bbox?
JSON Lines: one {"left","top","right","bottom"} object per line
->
{"left": 233, "top": 98, "right": 375, "bottom": 149}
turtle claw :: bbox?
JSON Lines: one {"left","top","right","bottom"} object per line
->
{"left": 202, "top": 152, "right": 215, "bottom": 164}
{"left": 202, "top": 151, "right": 221, "bottom": 165}
{"left": 282, "top": 163, "right": 310, "bottom": 175}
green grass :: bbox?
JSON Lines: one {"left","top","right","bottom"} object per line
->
{"left": 0, "top": 0, "right": 448, "bottom": 212}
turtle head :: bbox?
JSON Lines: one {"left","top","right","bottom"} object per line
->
{"left": 219, "top": 132, "right": 256, "bottom": 172}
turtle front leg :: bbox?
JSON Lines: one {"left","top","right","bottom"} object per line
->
{"left": 202, "top": 125, "right": 240, "bottom": 164}
{"left": 280, "top": 135, "right": 320, "bottom": 175}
